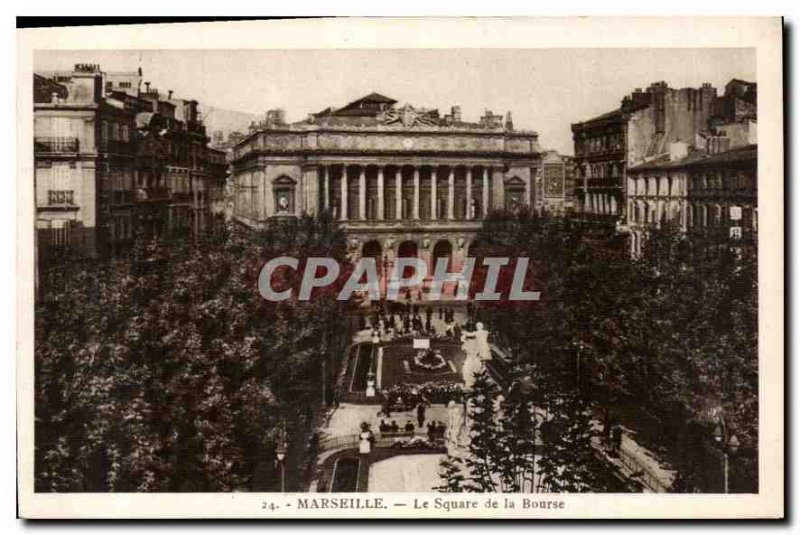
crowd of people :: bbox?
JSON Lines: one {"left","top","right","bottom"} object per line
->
{"left": 379, "top": 381, "right": 464, "bottom": 413}
{"left": 357, "top": 298, "right": 484, "bottom": 343}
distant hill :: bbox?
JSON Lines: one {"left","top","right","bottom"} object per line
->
{"left": 200, "top": 106, "right": 260, "bottom": 138}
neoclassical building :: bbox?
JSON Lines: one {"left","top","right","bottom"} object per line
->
{"left": 231, "top": 93, "right": 541, "bottom": 284}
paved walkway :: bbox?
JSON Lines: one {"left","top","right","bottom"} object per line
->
{"left": 321, "top": 402, "right": 452, "bottom": 441}
{"left": 318, "top": 317, "right": 677, "bottom": 493}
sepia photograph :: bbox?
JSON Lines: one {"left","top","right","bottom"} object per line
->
{"left": 15, "top": 17, "right": 784, "bottom": 519}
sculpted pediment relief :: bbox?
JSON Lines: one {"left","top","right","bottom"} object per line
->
{"left": 377, "top": 105, "right": 438, "bottom": 128}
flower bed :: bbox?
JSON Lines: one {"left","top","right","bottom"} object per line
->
{"left": 413, "top": 349, "right": 447, "bottom": 371}
{"left": 388, "top": 437, "right": 443, "bottom": 450}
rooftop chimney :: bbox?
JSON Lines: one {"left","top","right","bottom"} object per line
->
{"left": 144, "top": 81, "right": 151, "bottom": 92}
{"left": 168, "top": 90, "right": 173, "bottom": 99}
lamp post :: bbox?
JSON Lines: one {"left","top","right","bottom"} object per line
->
{"left": 275, "top": 420, "right": 288, "bottom": 493}
{"left": 508, "top": 373, "right": 539, "bottom": 493}
{"left": 382, "top": 254, "right": 391, "bottom": 300}
{"left": 713, "top": 415, "right": 739, "bottom": 494}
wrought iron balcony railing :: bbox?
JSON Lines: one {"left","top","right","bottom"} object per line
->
{"left": 47, "top": 190, "right": 75, "bottom": 206}
{"left": 35, "top": 137, "right": 79, "bottom": 154}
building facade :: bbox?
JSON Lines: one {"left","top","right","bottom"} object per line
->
{"left": 34, "top": 63, "right": 227, "bottom": 264}
{"left": 538, "top": 150, "right": 576, "bottom": 214}
{"left": 230, "top": 93, "right": 541, "bottom": 291}
{"left": 623, "top": 79, "right": 758, "bottom": 256}
{"left": 626, "top": 143, "right": 757, "bottom": 256}
{"left": 572, "top": 81, "right": 719, "bottom": 222}
{"left": 573, "top": 78, "right": 757, "bottom": 241}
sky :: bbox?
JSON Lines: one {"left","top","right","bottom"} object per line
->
{"left": 34, "top": 48, "right": 755, "bottom": 155}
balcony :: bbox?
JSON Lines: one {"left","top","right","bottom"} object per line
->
{"left": 39, "top": 190, "right": 78, "bottom": 212}
{"left": 48, "top": 190, "right": 74, "bottom": 205}
{"left": 35, "top": 137, "right": 79, "bottom": 154}
{"left": 135, "top": 187, "right": 171, "bottom": 203}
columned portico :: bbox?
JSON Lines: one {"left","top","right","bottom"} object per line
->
{"left": 317, "top": 163, "right": 518, "bottom": 224}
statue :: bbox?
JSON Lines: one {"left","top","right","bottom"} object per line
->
{"left": 359, "top": 423, "right": 373, "bottom": 454}
{"left": 461, "top": 348, "right": 484, "bottom": 391}
{"left": 446, "top": 400, "right": 467, "bottom": 456}
{"left": 378, "top": 104, "right": 438, "bottom": 128}
{"left": 475, "top": 322, "right": 492, "bottom": 362}
{"left": 459, "top": 322, "right": 491, "bottom": 390}
{"left": 277, "top": 194, "right": 290, "bottom": 212}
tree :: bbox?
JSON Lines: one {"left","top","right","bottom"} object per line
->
{"left": 468, "top": 211, "right": 758, "bottom": 492}
{"left": 35, "top": 215, "right": 351, "bottom": 492}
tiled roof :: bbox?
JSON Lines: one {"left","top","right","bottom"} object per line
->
{"left": 355, "top": 92, "right": 397, "bottom": 104}
{"left": 629, "top": 144, "right": 756, "bottom": 172}
{"left": 574, "top": 108, "right": 623, "bottom": 127}
{"left": 692, "top": 144, "right": 757, "bottom": 166}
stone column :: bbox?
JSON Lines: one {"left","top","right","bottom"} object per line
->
{"left": 447, "top": 168, "right": 455, "bottom": 220}
{"left": 323, "top": 165, "right": 330, "bottom": 211}
{"left": 524, "top": 174, "right": 531, "bottom": 209}
{"left": 413, "top": 166, "right": 420, "bottom": 219}
{"left": 340, "top": 167, "right": 348, "bottom": 220}
{"left": 395, "top": 168, "right": 402, "bottom": 220}
{"left": 358, "top": 166, "right": 366, "bottom": 220}
{"left": 491, "top": 166, "right": 505, "bottom": 211}
{"left": 466, "top": 168, "right": 473, "bottom": 219}
{"left": 482, "top": 168, "right": 489, "bottom": 217}
{"left": 430, "top": 167, "right": 437, "bottom": 220}
{"left": 377, "top": 166, "right": 385, "bottom": 220}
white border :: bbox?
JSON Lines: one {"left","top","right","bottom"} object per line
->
{"left": 15, "top": 17, "right": 784, "bottom": 519}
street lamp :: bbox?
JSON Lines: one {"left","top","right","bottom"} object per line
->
{"left": 713, "top": 416, "right": 739, "bottom": 494}
{"left": 508, "top": 373, "right": 539, "bottom": 493}
{"left": 275, "top": 421, "right": 288, "bottom": 493}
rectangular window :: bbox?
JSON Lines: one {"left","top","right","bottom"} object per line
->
{"left": 50, "top": 219, "right": 71, "bottom": 248}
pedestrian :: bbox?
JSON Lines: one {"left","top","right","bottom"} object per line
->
{"left": 417, "top": 402, "right": 427, "bottom": 428}
{"left": 380, "top": 399, "right": 392, "bottom": 418}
